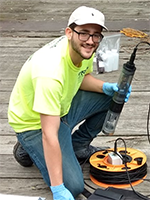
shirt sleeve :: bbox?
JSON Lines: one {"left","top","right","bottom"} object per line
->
{"left": 32, "top": 77, "right": 63, "bottom": 116}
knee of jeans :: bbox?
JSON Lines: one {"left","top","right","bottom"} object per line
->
{"left": 67, "top": 177, "right": 84, "bottom": 197}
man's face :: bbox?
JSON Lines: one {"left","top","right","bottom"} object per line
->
{"left": 70, "top": 24, "right": 102, "bottom": 60}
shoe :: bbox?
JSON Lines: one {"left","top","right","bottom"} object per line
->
{"left": 76, "top": 145, "right": 110, "bottom": 165}
{"left": 13, "top": 141, "right": 33, "bottom": 167}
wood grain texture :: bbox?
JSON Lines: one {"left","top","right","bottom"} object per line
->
{"left": 0, "top": 0, "right": 150, "bottom": 199}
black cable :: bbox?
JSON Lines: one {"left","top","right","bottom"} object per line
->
{"left": 135, "top": 41, "right": 150, "bottom": 49}
{"left": 90, "top": 163, "right": 147, "bottom": 184}
{"left": 129, "top": 41, "right": 150, "bottom": 65}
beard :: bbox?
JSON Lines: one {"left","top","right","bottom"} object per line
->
{"left": 70, "top": 37, "right": 98, "bottom": 60}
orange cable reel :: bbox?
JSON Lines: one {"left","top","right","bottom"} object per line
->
{"left": 89, "top": 147, "right": 147, "bottom": 188}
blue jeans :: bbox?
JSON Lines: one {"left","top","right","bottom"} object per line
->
{"left": 16, "top": 90, "right": 111, "bottom": 197}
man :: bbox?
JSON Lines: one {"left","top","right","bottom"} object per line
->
{"left": 8, "top": 6, "right": 130, "bottom": 200}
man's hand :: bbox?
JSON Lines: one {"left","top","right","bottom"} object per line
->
{"left": 50, "top": 183, "right": 75, "bottom": 200}
{"left": 103, "top": 82, "right": 132, "bottom": 102}
{"left": 102, "top": 82, "right": 118, "bottom": 96}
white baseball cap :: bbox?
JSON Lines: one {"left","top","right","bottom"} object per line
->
{"left": 68, "top": 6, "right": 108, "bottom": 30}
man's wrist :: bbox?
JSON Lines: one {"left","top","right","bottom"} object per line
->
{"left": 50, "top": 183, "right": 65, "bottom": 193}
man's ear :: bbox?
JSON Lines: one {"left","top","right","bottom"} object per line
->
{"left": 65, "top": 27, "right": 73, "bottom": 40}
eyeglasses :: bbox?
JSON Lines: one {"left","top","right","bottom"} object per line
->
{"left": 73, "top": 29, "right": 103, "bottom": 43}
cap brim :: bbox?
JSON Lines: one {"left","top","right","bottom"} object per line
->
{"left": 74, "top": 20, "right": 108, "bottom": 31}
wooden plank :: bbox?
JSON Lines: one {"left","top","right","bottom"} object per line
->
{"left": 0, "top": 0, "right": 149, "bottom": 20}
{"left": 0, "top": 35, "right": 149, "bottom": 48}
{"left": 0, "top": 155, "right": 42, "bottom": 178}
{"left": 0, "top": 135, "right": 17, "bottom": 154}
{"left": 0, "top": 37, "right": 52, "bottom": 47}
{"left": 0, "top": 79, "right": 16, "bottom": 91}
{"left": 0, "top": 119, "right": 14, "bottom": 135}
{"left": 1, "top": 93, "right": 149, "bottom": 115}
{"left": 0, "top": 178, "right": 52, "bottom": 200}
{"left": 1, "top": 76, "right": 150, "bottom": 92}
{"left": 1, "top": 135, "right": 149, "bottom": 161}
{"left": 1, "top": 134, "right": 149, "bottom": 154}
{"left": 0, "top": 34, "right": 149, "bottom": 82}
{"left": 1, "top": 115, "right": 149, "bottom": 136}
{"left": 0, "top": 96, "right": 149, "bottom": 136}
{"left": 91, "top": 136, "right": 150, "bottom": 155}
{"left": 0, "top": 0, "right": 150, "bottom": 34}
{"left": 1, "top": 90, "right": 150, "bottom": 104}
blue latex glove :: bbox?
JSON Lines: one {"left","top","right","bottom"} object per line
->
{"left": 102, "top": 82, "right": 118, "bottom": 97}
{"left": 50, "top": 183, "right": 75, "bottom": 200}
{"left": 103, "top": 82, "right": 131, "bottom": 102}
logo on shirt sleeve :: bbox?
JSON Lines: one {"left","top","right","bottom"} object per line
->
{"left": 78, "top": 66, "right": 89, "bottom": 78}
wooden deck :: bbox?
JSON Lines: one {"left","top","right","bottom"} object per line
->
{"left": 0, "top": 0, "right": 150, "bottom": 199}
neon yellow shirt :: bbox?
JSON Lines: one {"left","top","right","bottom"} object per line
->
{"left": 8, "top": 36, "right": 93, "bottom": 133}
